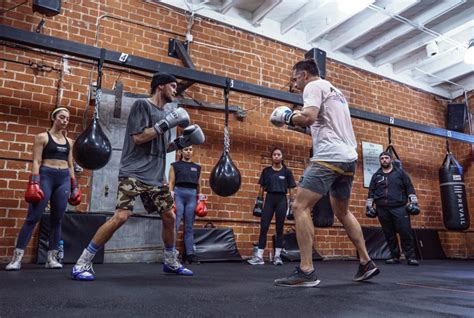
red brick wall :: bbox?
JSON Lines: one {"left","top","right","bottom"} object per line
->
{"left": 1, "top": 0, "right": 472, "bottom": 263}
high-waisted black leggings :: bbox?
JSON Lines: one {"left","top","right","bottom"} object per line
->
{"left": 258, "top": 193, "right": 287, "bottom": 249}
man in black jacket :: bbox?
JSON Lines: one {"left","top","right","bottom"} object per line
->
{"left": 366, "top": 151, "right": 420, "bottom": 266}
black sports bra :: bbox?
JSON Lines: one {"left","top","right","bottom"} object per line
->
{"left": 42, "top": 132, "right": 70, "bottom": 161}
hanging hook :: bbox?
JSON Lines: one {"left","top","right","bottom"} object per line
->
{"left": 446, "top": 140, "right": 451, "bottom": 154}
{"left": 388, "top": 126, "right": 392, "bottom": 145}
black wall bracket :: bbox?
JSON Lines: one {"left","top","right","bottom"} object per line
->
{"left": 168, "top": 38, "right": 189, "bottom": 59}
{"left": 1, "top": 25, "right": 473, "bottom": 144}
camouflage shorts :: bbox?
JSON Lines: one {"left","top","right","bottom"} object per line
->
{"left": 116, "top": 177, "right": 174, "bottom": 215}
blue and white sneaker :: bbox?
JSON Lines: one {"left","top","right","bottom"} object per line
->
{"left": 163, "top": 263, "right": 193, "bottom": 276}
{"left": 71, "top": 263, "right": 95, "bottom": 281}
{"left": 163, "top": 250, "right": 193, "bottom": 276}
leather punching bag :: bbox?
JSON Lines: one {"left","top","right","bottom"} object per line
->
{"left": 312, "top": 194, "right": 334, "bottom": 227}
{"left": 73, "top": 116, "right": 112, "bottom": 170}
{"left": 210, "top": 152, "right": 241, "bottom": 197}
{"left": 73, "top": 48, "right": 112, "bottom": 170}
{"left": 439, "top": 152, "right": 470, "bottom": 231}
{"left": 209, "top": 78, "right": 241, "bottom": 197}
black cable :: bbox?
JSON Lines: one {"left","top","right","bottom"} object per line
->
{"left": 0, "top": 0, "right": 27, "bottom": 15}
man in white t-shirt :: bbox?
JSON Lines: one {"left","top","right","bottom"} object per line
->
{"left": 270, "top": 59, "right": 379, "bottom": 287}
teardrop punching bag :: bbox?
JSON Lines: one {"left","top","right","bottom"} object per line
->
{"left": 439, "top": 150, "right": 470, "bottom": 231}
{"left": 209, "top": 78, "right": 241, "bottom": 197}
{"left": 73, "top": 49, "right": 112, "bottom": 170}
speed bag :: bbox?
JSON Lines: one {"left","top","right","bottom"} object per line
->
{"left": 312, "top": 194, "right": 334, "bottom": 227}
{"left": 439, "top": 153, "right": 470, "bottom": 231}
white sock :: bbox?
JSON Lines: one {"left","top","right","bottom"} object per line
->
{"left": 77, "top": 249, "right": 95, "bottom": 265}
{"left": 275, "top": 248, "right": 282, "bottom": 257}
{"left": 257, "top": 249, "right": 264, "bottom": 258}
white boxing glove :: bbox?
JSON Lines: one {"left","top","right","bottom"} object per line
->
{"left": 154, "top": 108, "right": 190, "bottom": 135}
{"left": 167, "top": 124, "right": 205, "bottom": 152}
{"left": 270, "top": 106, "right": 294, "bottom": 127}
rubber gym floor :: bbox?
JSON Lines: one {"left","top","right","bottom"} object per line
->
{"left": 1, "top": 259, "right": 473, "bottom": 318}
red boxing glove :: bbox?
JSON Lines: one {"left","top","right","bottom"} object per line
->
{"left": 68, "top": 177, "right": 82, "bottom": 206}
{"left": 25, "top": 174, "right": 44, "bottom": 204}
{"left": 172, "top": 202, "right": 177, "bottom": 214}
{"left": 195, "top": 194, "right": 207, "bottom": 217}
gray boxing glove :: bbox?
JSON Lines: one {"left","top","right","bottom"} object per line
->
{"left": 365, "top": 198, "right": 377, "bottom": 218}
{"left": 154, "top": 108, "right": 190, "bottom": 135}
{"left": 167, "top": 124, "right": 205, "bottom": 152}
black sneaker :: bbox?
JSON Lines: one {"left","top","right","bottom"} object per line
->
{"left": 274, "top": 267, "right": 321, "bottom": 288}
{"left": 407, "top": 259, "right": 419, "bottom": 266}
{"left": 187, "top": 254, "right": 201, "bottom": 265}
{"left": 385, "top": 258, "right": 401, "bottom": 264}
{"left": 353, "top": 260, "right": 380, "bottom": 282}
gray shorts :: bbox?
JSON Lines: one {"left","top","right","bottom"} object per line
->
{"left": 299, "top": 161, "right": 357, "bottom": 200}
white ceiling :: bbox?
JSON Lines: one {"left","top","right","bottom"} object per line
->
{"left": 153, "top": 0, "right": 474, "bottom": 99}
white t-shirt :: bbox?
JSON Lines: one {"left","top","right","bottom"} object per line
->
{"left": 303, "top": 79, "right": 357, "bottom": 162}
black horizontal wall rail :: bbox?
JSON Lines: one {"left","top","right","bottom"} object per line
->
{"left": 1, "top": 25, "right": 473, "bottom": 144}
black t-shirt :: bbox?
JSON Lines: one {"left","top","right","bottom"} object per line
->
{"left": 258, "top": 166, "right": 296, "bottom": 194}
{"left": 172, "top": 161, "right": 201, "bottom": 189}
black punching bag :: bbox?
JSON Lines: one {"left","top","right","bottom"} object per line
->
{"left": 73, "top": 48, "right": 112, "bottom": 170}
{"left": 312, "top": 194, "right": 334, "bottom": 227}
{"left": 209, "top": 78, "right": 241, "bottom": 197}
{"left": 210, "top": 152, "right": 241, "bottom": 197}
{"left": 439, "top": 153, "right": 470, "bottom": 231}
{"left": 73, "top": 116, "right": 112, "bottom": 170}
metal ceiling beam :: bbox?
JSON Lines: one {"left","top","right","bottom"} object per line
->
{"left": 393, "top": 41, "right": 459, "bottom": 74}
{"left": 306, "top": 1, "right": 375, "bottom": 44}
{"left": 374, "top": 7, "right": 474, "bottom": 67}
{"left": 331, "top": 0, "right": 418, "bottom": 51}
{"left": 220, "top": 0, "right": 235, "bottom": 14}
{"left": 412, "top": 49, "right": 465, "bottom": 79}
{"left": 354, "top": 0, "right": 464, "bottom": 59}
{"left": 251, "top": 0, "right": 282, "bottom": 26}
{"left": 427, "top": 63, "right": 474, "bottom": 86}
{"left": 280, "top": 1, "right": 317, "bottom": 35}
{"left": 1, "top": 24, "right": 474, "bottom": 144}
{"left": 451, "top": 75, "right": 474, "bottom": 97}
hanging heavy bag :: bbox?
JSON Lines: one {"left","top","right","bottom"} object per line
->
{"left": 312, "top": 194, "right": 334, "bottom": 227}
{"left": 439, "top": 152, "right": 470, "bottom": 231}
{"left": 73, "top": 48, "right": 112, "bottom": 170}
{"left": 209, "top": 78, "right": 241, "bottom": 197}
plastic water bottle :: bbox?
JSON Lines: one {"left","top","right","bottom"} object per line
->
{"left": 57, "top": 240, "right": 64, "bottom": 264}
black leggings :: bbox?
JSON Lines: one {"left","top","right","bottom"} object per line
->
{"left": 258, "top": 193, "right": 287, "bottom": 249}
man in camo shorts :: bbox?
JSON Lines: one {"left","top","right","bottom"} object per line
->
{"left": 71, "top": 73, "right": 205, "bottom": 280}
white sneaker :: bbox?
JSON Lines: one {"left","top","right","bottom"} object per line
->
{"left": 45, "top": 250, "right": 63, "bottom": 269}
{"left": 6, "top": 248, "right": 24, "bottom": 271}
{"left": 273, "top": 256, "right": 283, "bottom": 266}
{"left": 71, "top": 263, "right": 95, "bottom": 281}
{"left": 247, "top": 255, "right": 264, "bottom": 265}
{"left": 163, "top": 250, "right": 180, "bottom": 269}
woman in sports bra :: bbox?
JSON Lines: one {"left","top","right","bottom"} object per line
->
{"left": 5, "top": 107, "right": 82, "bottom": 271}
